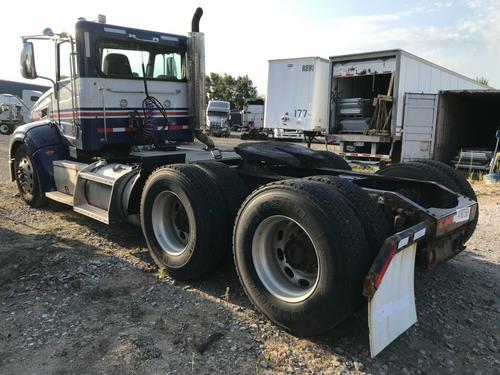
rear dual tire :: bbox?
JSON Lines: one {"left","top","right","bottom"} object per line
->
{"left": 141, "top": 162, "right": 247, "bottom": 280}
{"left": 233, "top": 179, "right": 371, "bottom": 336}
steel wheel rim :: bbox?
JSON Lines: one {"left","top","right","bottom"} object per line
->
{"left": 0, "top": 124, "right": 9, "bottom": 134}
{"left": 151, "top": 191, "right": 190, "bottom": 255}
{"left": 252, "top": 215, "right": 320, "bottom": 303}
{"left": 16, "top": 157, "right": 35, "bottom": 195}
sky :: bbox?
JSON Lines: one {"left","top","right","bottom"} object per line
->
{"left": 1, "top": 0, "right": 499, "bottom": 94}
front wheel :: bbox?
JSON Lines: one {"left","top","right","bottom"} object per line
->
{"left": 14, "top": 144, "right": 48, "bottom": 207}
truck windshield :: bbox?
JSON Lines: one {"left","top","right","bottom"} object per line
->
{"left": 98, "top": 41, "right": 185, "bottom": 80}
{"left": 207, "top": 111, "right": 228, "bottom": 117}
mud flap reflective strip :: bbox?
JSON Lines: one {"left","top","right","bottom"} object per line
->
{"left": 368, "top": 243, "right": 417, "bottom": 358}
{"left": 363, "top": 222, "right": 428, "bottom": 357}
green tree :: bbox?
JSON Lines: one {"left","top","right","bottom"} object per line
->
{"left": 475, "top": 76, "right": 489, "bottom": 86}
{"left": 206, "top": 73, "right": 258, "bottom": 109}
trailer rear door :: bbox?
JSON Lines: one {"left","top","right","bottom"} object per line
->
{"left": 401, "top": 93, "right": 438, "bottom": 161}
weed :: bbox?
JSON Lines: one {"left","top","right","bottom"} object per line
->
{"left": 128, "top": 300, "right": 143, "bottom": 319}
{"left": 156, "top": 267, "right": 168, "bottom": 280}
{"left": 223, "top": 287, "right": 230, "bottom": 302}
{"left": 154, "top": 316, "right": 168, "bottom": 331}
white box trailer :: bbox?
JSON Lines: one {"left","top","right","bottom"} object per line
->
{"left": 264, "top": 57, "right": 330, "bottom": 140}
{"left": 329, "top": 49, "right": 487, "bottom": 162}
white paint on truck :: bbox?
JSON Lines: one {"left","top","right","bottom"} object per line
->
{"left": 265, "top": 57, "right": 330, "bottom": 134}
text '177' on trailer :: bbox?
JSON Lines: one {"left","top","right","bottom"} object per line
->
{"left": 9, "top": 8, "right": 478, "bottom": 357}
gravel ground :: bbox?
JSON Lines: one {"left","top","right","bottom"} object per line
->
{"left": 0, "top": 133, "right": 499, "bottom": 374}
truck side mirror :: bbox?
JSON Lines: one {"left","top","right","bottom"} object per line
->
{"left": 20, "top": 42, "right": 38, "bottom": 79}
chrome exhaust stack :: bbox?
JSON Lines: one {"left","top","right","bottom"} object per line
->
{"left": 188, "top": 7, "right": 214, "bottom": 150}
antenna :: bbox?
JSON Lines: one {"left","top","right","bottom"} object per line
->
{"left": 141, "top": 63, "right": 149, "bottom": 98}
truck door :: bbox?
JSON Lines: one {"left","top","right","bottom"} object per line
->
{"left": 56, "top": 40, "right": 77, "bottom": 138}
{"left": 401, "top": 93, "right": 438, "bottom": 161}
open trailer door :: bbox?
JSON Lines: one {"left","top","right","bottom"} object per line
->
{"left": 401, "top": 93, "right": 438, "bottom": 161}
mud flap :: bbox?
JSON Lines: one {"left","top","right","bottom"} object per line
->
{"left": 368, "top": 243, "right": 417, "bottom": 357}
{"left": 363, "top": 222, "right": 427, "bottom": 357}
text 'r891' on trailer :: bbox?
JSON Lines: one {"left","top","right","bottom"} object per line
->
{"left": 8, "top": 8, "right": 478, "bottom": 357}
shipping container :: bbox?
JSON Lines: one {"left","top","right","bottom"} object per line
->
{"left": 329, "top": 49, "right": 487, "bottom": 162}
{"left": 264, "top": 57, "right": 330, "bottom": 138}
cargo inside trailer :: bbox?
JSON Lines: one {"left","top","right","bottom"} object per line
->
{"left": 434, "top": 91, "right": 500, "bottom": 169}
{"left": 334, "top": 73, "right": 393, "bottom": 98}
{"left": 332, "top": 73, "right": 393, "bottom": 134}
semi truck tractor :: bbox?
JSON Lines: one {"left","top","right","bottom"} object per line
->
{"left": 9, "top": 8, "right": 479, "bottom": 357}
{"left": 0, "top": 92, "right": 40, "bottom": 135}
{"left": 206, "top": 99, "right": 230, "bottom": 137}
{"left": 240, "top": 97, "right": 268, "bottom": 140}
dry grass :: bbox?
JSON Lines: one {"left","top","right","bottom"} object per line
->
{"left": 470, "top": 179, "right": 500, "bottom": 196}
{"left": 350, "top": 163, "right": 377, "bottom": 174}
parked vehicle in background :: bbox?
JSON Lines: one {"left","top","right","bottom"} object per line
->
{"left": 206, "top": 100, "right": 230, "bottom": 137}
{"left": 228, "top": 111, "right": 243, "bottom": 131}
{"left": 264, "top": 57, "right": 330, "bottom": 142}
{"left": 241, "top": 98, "right": 268, "bottom": 140}
{"left": 0, "top": 90, "right": 41, "bottom": 135}
{"left": 242, "top": 98, "right": 264, "bottom": 129}
{"left": 328, "top": 49, "right": 487, "bottom": 163}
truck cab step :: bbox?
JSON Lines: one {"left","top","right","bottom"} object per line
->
{"left": 45, "top": 191, "right": 74, "bottom": 206}
{"left": 74, "top": 203, "right": 109, "bottom": 224}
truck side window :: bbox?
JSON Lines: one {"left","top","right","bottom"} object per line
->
{"left": 153, "top": 53, "right": 183, "bottom": 80}
{"left": 58, "top": 41, "right": 73, "bottom": 81}
{"left": 98, "top": 41, "right": 185, "bottom": 80}
{"left": 101, "top": 48, "right": 148, "bottom": 78}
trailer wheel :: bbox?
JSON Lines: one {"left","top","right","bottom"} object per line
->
{"left": 305, "top": 175, "right": 391, "bottom": 259}
{"left": 14, "top": 144, "right": 48, "bottom": 207}
{"left": 316, "top": 150, "right": 352, "bottom": 170}
{"left": 412, "top": 160, "right": 478, "bottom": 241}
{"left": 233, "top": 179, "right": 370, "bottom": 336}
{"left": 140, "top": 164, "right": 227, "bottom": 280}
